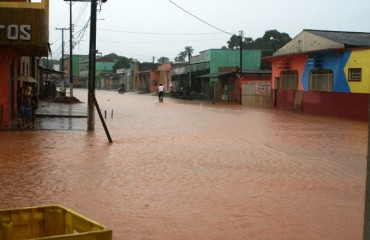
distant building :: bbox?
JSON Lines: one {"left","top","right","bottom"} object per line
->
{"left": 63, "top": 55, "right": 89, "bottom": 88}
{"left": 79, "top": 56, "right": 116, "bottom": 89}
{"left": 171, "top": 49, "right": 272, "bottom": 103}
{"left": 137, "top": 63, "right": 159, "bottom": 93}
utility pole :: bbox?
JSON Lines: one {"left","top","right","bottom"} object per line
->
{"left": 87, "top": 0, "right": 97, "bottom": 131}
{"left": 56, "top": 27, "right": 69, "bottom": 89}
{"left": 67, "top": 0, "right": 111, "bottom": 142}
{"left": 239, "top": 30, "right": 244, "bottom": 105}
{"left": 239, "top": 30, "right": 244, "bottom": 77}
{"left": 69, "top": 0, "right": 74, "bottom": 97}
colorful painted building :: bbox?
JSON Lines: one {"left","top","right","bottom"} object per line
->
{"left": 136, "top": 63, "right": 159, "bottom": 93}
{"left": 171, "top": 49, "right": 271, "bottom": 102}
{"left": 63, "top": 54, "right": 89, "bottom": 88}
{"left": 150, "top": 63, "right": 171, "bottom": 93}
{"left": 0, "top": 0, "right": 49, "bottom": 129}
{"left": 264, "top": 29, "right": 370, "bottom": 121}
{"left": 80, "top": 56, "right": 116, "bottom": 89}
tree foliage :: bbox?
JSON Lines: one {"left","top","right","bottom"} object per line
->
{"left": 112, "top": 56, "right": 132, "bottom": 73}
{"left": 174, "top": 51, "right": 187, "bottom": 62}
{"left": 225, "top": 29, "right": 292, "bottom": 52}
{"left": 157, "top": 57, "right": 170, "bottom": 64}
{"left": 175, "top": 46, "right": 194, "bottom": 63}
{"left": 184, "top": 46, "right": 194, "bottom": 63}
{"left": 104, "top": 53, "right": 121, "bottom": 61}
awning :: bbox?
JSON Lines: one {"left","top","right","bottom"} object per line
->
{"left": 12, "top": 75, "right": 37, "bottom": 83}
{"left": 198, "top": 71, "right": 235, "bottom": 78}
{"left": 241, "top": 70, "right": 272, "bottom": 74}
{"left": 37, "top": 66, "right": 64, "bottom": 75}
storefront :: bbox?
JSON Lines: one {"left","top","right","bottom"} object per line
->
{"left": 0, "top": 0, "right": 49, "bottom": 129}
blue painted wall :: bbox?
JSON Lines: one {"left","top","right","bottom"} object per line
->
{"left": 301, "top": 52, "right": 351, "bottom": 92}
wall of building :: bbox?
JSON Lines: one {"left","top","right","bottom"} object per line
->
{"left": 270, "top": 54, "right": 308, "bottom": 90}
{"left": 275, "top": 89, "right": 295, "bottom": 112}
{"left": 272, "top": 49, "right": 370, "bottom": 94}
{"left": 302, "top": 91, "right": 368, "bottom": 121}
{"left": 0, "top": 49, "right": 21, "bottom": 129}
{"left": 209, "top": 50, "right": 262, "bottom": 74}
{"left": 0, "top": 50, "right": 11, "bottom": 129}
{"left": 345, "top": 49, "right": 370, "bottom": 93}
{"left": 277, "top": 89, "right": 369, "bottom": 121}
{"left": 302, "top": 52, "right": 350, "bottom": 92}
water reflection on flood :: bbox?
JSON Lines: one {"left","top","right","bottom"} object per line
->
{"left": 0, "top": 89, "right": 367, "bottom": 240}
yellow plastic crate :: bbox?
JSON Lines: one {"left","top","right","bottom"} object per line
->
{"left": 0, "top": 205, "right": 112, "bottom": 240}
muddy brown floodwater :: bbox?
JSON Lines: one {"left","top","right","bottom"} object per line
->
{"left": 0, "top": 89, "right": 368, "bottom": 240}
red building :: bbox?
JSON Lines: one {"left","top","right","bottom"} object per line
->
{"left": 0, "top": 0, "right": 49, "bottom": 129}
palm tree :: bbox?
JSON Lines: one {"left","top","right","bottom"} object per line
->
{"left": 184, "top": 46, "right": 194, "bottom": 63}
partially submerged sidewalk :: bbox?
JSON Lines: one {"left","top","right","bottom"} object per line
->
{"left": 34, "top": 101, "right": 87, "bottom": 130}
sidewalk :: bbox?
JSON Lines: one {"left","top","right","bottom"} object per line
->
{"left": 34, "top": 101, "right": 87, "bottom": 130}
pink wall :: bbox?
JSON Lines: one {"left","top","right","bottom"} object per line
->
{"left": 276, "top": 89, "right": 295, "bottom": 111}
{"left": 270, "top": 55, "right": 308, "bottom": 90}
{"left": 277, "top": 89, "right": 369, "bottom": 121}
{"left": 150, "top": 71, "right": 160, "bottom": 93}
{"left": 302, "top": 91, "right": 368, "bottom": 121}
{"left": 150, "top": 63, "right": 171, "bottom": 93}
{"left": 289, "top": 55, "right": 307, "bottom": 90}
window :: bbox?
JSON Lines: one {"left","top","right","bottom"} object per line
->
{"left": 280, "top": 71, "right": 298, "bottom": 90}
{"left": 349, "top": 68, "right": 362, "bottom": 81}
{"left": 309, "top": 70, "right": 333, "bottom": 91}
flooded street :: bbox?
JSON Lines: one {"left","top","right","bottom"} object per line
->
{"left": 0, "top": 89, "right": 367, "bottom": 240}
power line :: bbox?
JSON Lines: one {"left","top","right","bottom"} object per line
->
{"left": 97, "top": 37, "right": 229, "bottom": 45}
{"left": 168, "top": 0, "right": 233, "bottom": 36}
{"left": 73, "top": 18, "right": 90, "bottom": 47}
{"left": 98, "top": 27, "right": 227, "bottom": 36}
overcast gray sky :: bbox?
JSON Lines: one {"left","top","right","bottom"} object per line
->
{"left": 48, "top": 0, "right": 370, "bottom": 62}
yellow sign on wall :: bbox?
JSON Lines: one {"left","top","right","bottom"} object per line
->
{"left": 0, "top": 7, "right": 48, "bottom": 56}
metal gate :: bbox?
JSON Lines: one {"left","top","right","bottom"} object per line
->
{"left": 242, "top": 81, "right": 271, "bottom": 108}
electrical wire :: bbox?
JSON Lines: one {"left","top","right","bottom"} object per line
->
{"left": 98, "top": 28, "right": 227, "bottom": 36}
{"left": 168, "top": 0, "right": 233, "bottom": 36}
{"left": 97, "top": 38, "right": 229, "bottom": 45}
{"left": 73, "top": 18, "right": 90, "bottom": 48}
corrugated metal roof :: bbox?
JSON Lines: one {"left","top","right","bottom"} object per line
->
{"left": 305, "top": 29, "right": 370, "bottom": 47}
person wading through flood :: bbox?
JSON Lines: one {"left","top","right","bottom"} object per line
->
{"left": 158, "top": 83, "right": 164, "bottom": 102}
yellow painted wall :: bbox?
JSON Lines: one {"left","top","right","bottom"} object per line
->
{"left": 344, "top": 49, "right": 370, "bottom": 93}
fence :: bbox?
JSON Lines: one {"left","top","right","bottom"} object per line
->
{"left": 242, "top": 81, "right": 271, "bottom": 108}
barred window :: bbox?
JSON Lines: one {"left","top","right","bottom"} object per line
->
{"left": 309, "top": 70, "right": 333, "bottom": 91}
{"left": 280, "top": 71, "right": 298, "bottom": 90}
{"left": 349, "top": 68, "right": 362, "bottom": 81}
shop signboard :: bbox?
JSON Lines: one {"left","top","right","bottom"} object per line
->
{"left": 0, "top": 6, "right": 48, "bottom": 55}
{"left": 186, "top": 62, "right": 210, "bottom": 73}
{"left": 255, "top": 82, "right": 271, "bottom": 95}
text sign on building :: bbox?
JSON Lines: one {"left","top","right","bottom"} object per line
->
{"left": 256, "top": 82, "right": 271, "bottom": 95}
{"left": 0, "top": 8, "right": 47, "bottom": 47}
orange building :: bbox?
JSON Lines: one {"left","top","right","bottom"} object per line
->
{"left": 150, "top": 63, "right": 171, "bottom": 93}
{"left": 0, "top": 0, "right": 49, "bottom": 129}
